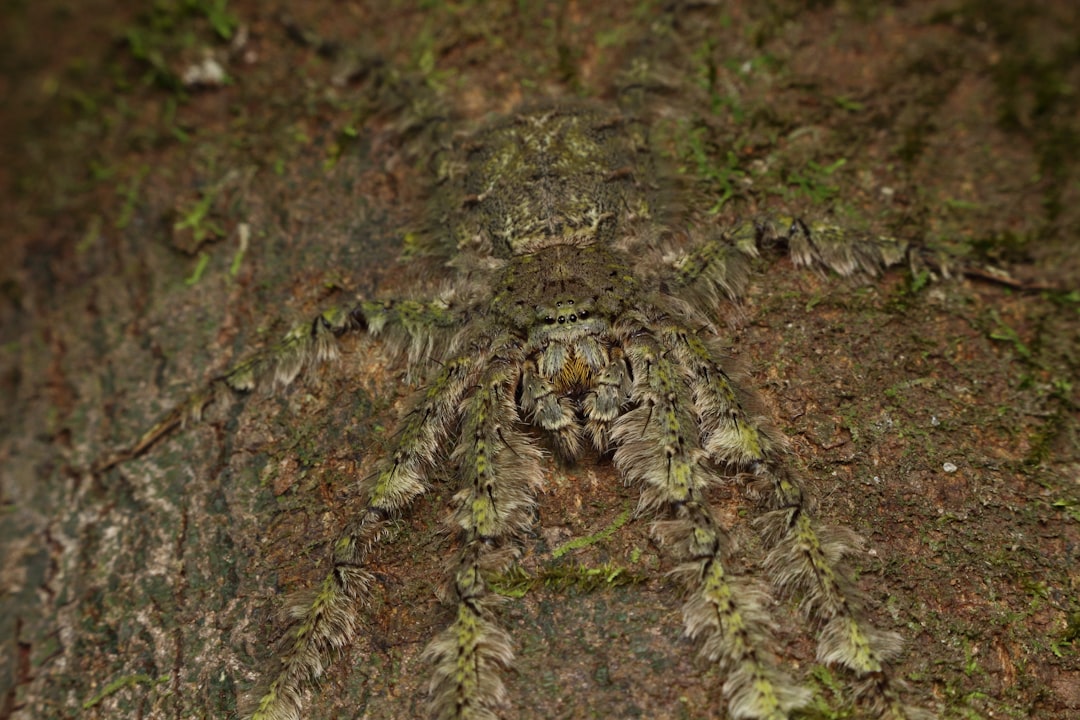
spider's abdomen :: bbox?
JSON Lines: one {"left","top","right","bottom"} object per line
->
{"left": 451, "top": 102, "right": 653, "bottom": 258}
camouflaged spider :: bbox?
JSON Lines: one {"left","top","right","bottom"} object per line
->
{"left": 108, "top": 101, "right": 927, "bottom": 720}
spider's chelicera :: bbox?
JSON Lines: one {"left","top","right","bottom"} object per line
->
{"left": 122, "top": 102, "right": 927, "bottom": 720}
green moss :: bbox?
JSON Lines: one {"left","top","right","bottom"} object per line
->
{"left": 490, "top": 561, "right": 649, "bottom": 599}
{"left": 82, "top": 673, "right": 170, "bottom": 710}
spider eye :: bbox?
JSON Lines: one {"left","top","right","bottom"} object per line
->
{"left": 545, "top": 316, "right": 556, "bottom": 325}
{"left": 557, "top": 316, "right": 566, "bottom": 324}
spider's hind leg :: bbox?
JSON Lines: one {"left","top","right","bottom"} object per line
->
{"left": 90, "top": 303, "right": 361, "bottom": 474}
{"left": 654, "top": 212, "right": 908, "bottom": 318}
{"left": 92, "top": 293, "right": 464, "bottom": 474}
{"left": 742, "top": 215, "right": 908, "bottom": 278}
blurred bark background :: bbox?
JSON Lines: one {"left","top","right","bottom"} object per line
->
{"left": 2, "top": 2, "right": 1078, "bottom": 718}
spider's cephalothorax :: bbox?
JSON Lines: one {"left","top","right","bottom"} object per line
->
{"left": 170, "top": 104, "right": 926, "bottom": 720}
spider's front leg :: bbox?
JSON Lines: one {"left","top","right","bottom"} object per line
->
{"left": 424, "top": 346, "right": 544, "bottom": 720}
{"left": 661, "top": 322, "right": 928, "bottom": 719}
{"left": 612, "top": 332, "right": 812, "bottom": 720}
{"left": 246, "top": 353, "right": 479, "bottom": 720}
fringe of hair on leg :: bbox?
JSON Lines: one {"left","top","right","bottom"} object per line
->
{"left": 649, "top": 321, "right": 930, "bottom": 718}
{"left": 244, "top": 514, "right": 382, "bottom": 720}
{"left": 754, "top": 461, "right": 932, "bottom": 719}
{"left": 613, "top": 333, "right": 811, "bottom": 720}
{"left": 424, "top": 355, "right": 543, "bottom": 719}
{"left": 245, "top": 353, "right": 482, "bottom": 720}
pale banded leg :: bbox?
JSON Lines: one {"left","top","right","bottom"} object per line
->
{"left": 661, "top": 213, "right": 906, "bottom": 320}
{"left": 424, "top": 356, "right": 544, "bottom": 720}
{"left": 664, "top": 233, "right": 753, "bottom": 307}
{"left": 661, "top": 323, "right": 925, "bottom": 718}
{"left": 225, "top": 295, "right": 468, "bottom": 394}
{"left": 358, "top": 297, "right": 462, "bottom": 336}
{"left": 226, "top": 305, "right": 360, "bottom": 391}
{"left": 519, "top": 356, "right": 585, "bottom": 460}
{"left": 659, "top": 323, "right": 783, "bottom": 466}
{"left": 246, "top": 356, "right": 479, "bottom": 720}
{"left": 612, "top": 334, "right": 811, "bottom": 720}
{"left": 93, "top": 294, "right": 464, "bottom": 474}
{"left": 359, "top": 297, "right": 463, "bottom": 373}
{"left": 755, "top": 463, "right": 928, "bottom": 720}
{"left": 581, "top": 348, "right": 631, "bottom": 451}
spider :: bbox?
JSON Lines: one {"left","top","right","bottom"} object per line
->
{"left": 106, "top": 101, "right": 926, "bottom": 720}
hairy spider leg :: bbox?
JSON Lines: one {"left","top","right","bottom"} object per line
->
{"left": 247, "top": 355, "right": 479, "bottom": 720}
{"left": 424, "top": 342, "right": 545, "bottom": 720}
{"left": 91, "top": 304, "right": 361, "bottom": 474}
{"left": 613, "top": 332, "right": 813, "bottom": 720}
{"left": 660, "top": 320, "right": 926, "bottom": 720}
